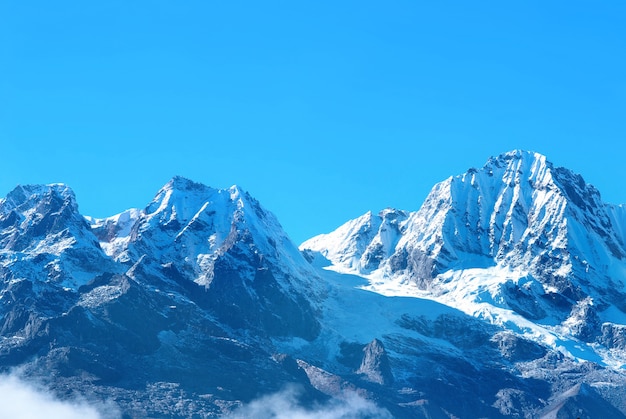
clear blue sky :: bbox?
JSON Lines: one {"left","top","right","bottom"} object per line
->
{"left": 1, "top": 1, "right": 625, "bottom": 243}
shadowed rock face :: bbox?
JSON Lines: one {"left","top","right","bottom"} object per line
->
{"left": 181, "top": 258, "right": 320, "bottom": 340}
{"left": 491, "top": 332, "right": 547, "bottom": 362}
{"left": 599, "top": 323, "right": 626, "bottom": 350}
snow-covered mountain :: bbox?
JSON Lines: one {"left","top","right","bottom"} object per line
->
{"left": 1, "top": 153, "right": 626, "bottom": 418}
{"left": 303, "top": 150, "right": 626, "bottom": 287}
{"left": 302, "top": 151, "right": 626, "bottom": 360}
{"left": 299, "top": 150, "right": 626, "bottom": 417}
{"left": 88, "top": 176, "right": 324, "bottom": 338}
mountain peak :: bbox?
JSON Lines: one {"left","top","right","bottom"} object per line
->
{"left": 159, "top": 177, "right": 247, "bottom": 203}
{"left": 484, "top": 149, "right": 548, "bottom": 167}
{"left": 478, "top": 150, "right": 553, "bottom": 174}
{"left": 227, "top": 184, "right": 244, "bottom": 200}
{"left": 101, "top": 176, "right": 323, "bottom": 339}
{"left": 378, "top": 208, "right": 408, "bottom": 219}
{"left": 164, "top": 176, "right": 212, "bottom": 193}
{"left": 3, "top": 156, "right": 626, "bottom": 418}
{"left": 493, "top": 149, "right": 545, "bottom": 162}
{"left": 145, "top": 178, "right": 255, "bottom": 225}
{"left": 0, "top": 182, "right": 115, "bottom": 289}
{"left": 2, "top": 183, "right": 77, "bottom": 213}
{"left": 306, "top": 149, "right": 625, "bottom": 293}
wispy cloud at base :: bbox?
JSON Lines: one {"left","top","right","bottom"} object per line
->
{"left": 0, "top": 373, "right": 120, "bottom": 419}
{"left": 226, "top": 385, "right": 393, "bottom": 419}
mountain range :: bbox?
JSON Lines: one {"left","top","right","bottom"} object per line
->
{"left": 1, "top": 150, "right": 626, "bottom": 418}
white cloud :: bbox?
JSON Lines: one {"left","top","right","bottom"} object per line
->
{"left": 0, "top": 373, "right": 120, "bottom": 419}
{"left": 226, "top": 385, "right": 393, "bottom": 419}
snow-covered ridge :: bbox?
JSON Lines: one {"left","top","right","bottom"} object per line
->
{"left": 85, "top": 176, "right": 325, "bottom": 303}
{"left": 0, "top": 183, "right": 77, "bottom": 215}
{"left": 301, "top": 150, "right": 626, "bottom": 367}
{"left": 0, "top": 176, "right": 323, "bottom": 298}
{"left": 303, "top": 150, "right": 626, "bottom": 283}
{"left": 0, "top": 176, "right": 325, "bottom": 344}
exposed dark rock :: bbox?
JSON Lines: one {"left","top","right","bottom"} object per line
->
{"left": 599, "top": 323, "right": 626, "bottom": 350}
{"left": 357, "top": 339, "right": 394, "bottom": 385}
{"left": 492, "top": 332, "right": 547, "bottom": 362}
{"left": 501, "top": 281, "right": 547, "bottom": 320}
{"left": 539, "top": 383, "right": 626, "bottom": 419}
{"left": 566, "top": 298, "right": 601, "bottom": 341}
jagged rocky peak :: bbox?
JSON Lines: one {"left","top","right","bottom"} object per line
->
{"left": 411, "top": 149, "right": 567, "bottom": 262}
{"left": 474, "top": 149, "right": 548, "bottom": 185}
{"left": 1, "top": 183, "right": 78, "bottom": 217}
{"left": 449, "top": 150, "right": 608, "bottom": 231}
{"left": 357, "top": 338, "right": 394, "bottom": 386}
{"left": 0, "top": 183, "right": 115, "bottom": 290}
{"left": 165, "top": 175, "right": 209, "bottom": 191}
{"left": 145, "top": 176, "right": 225, "bottom": 224}
{"left": 483, "top": 149, "right": 550, "bottom": 175}
{"left": 132, "top": 177, "right": 286, "bottom": 259}
{"left": 446, "top": 149, "right": 608, "bottom": 229}
{"left": 157, "top": 175, "right": 244, "bottom": 202}
{"left": 0, "top": 183, "right": 89, "bottom": 248}
{"left": 140, "top": 176, "right": 267, "bottom": 233}
{"left": 90, "top": 176, "right": 309, "bottom": 282}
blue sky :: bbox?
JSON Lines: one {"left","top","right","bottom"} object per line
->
{"left": 1, "top": 1, "right": 625, "bottom": 243}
